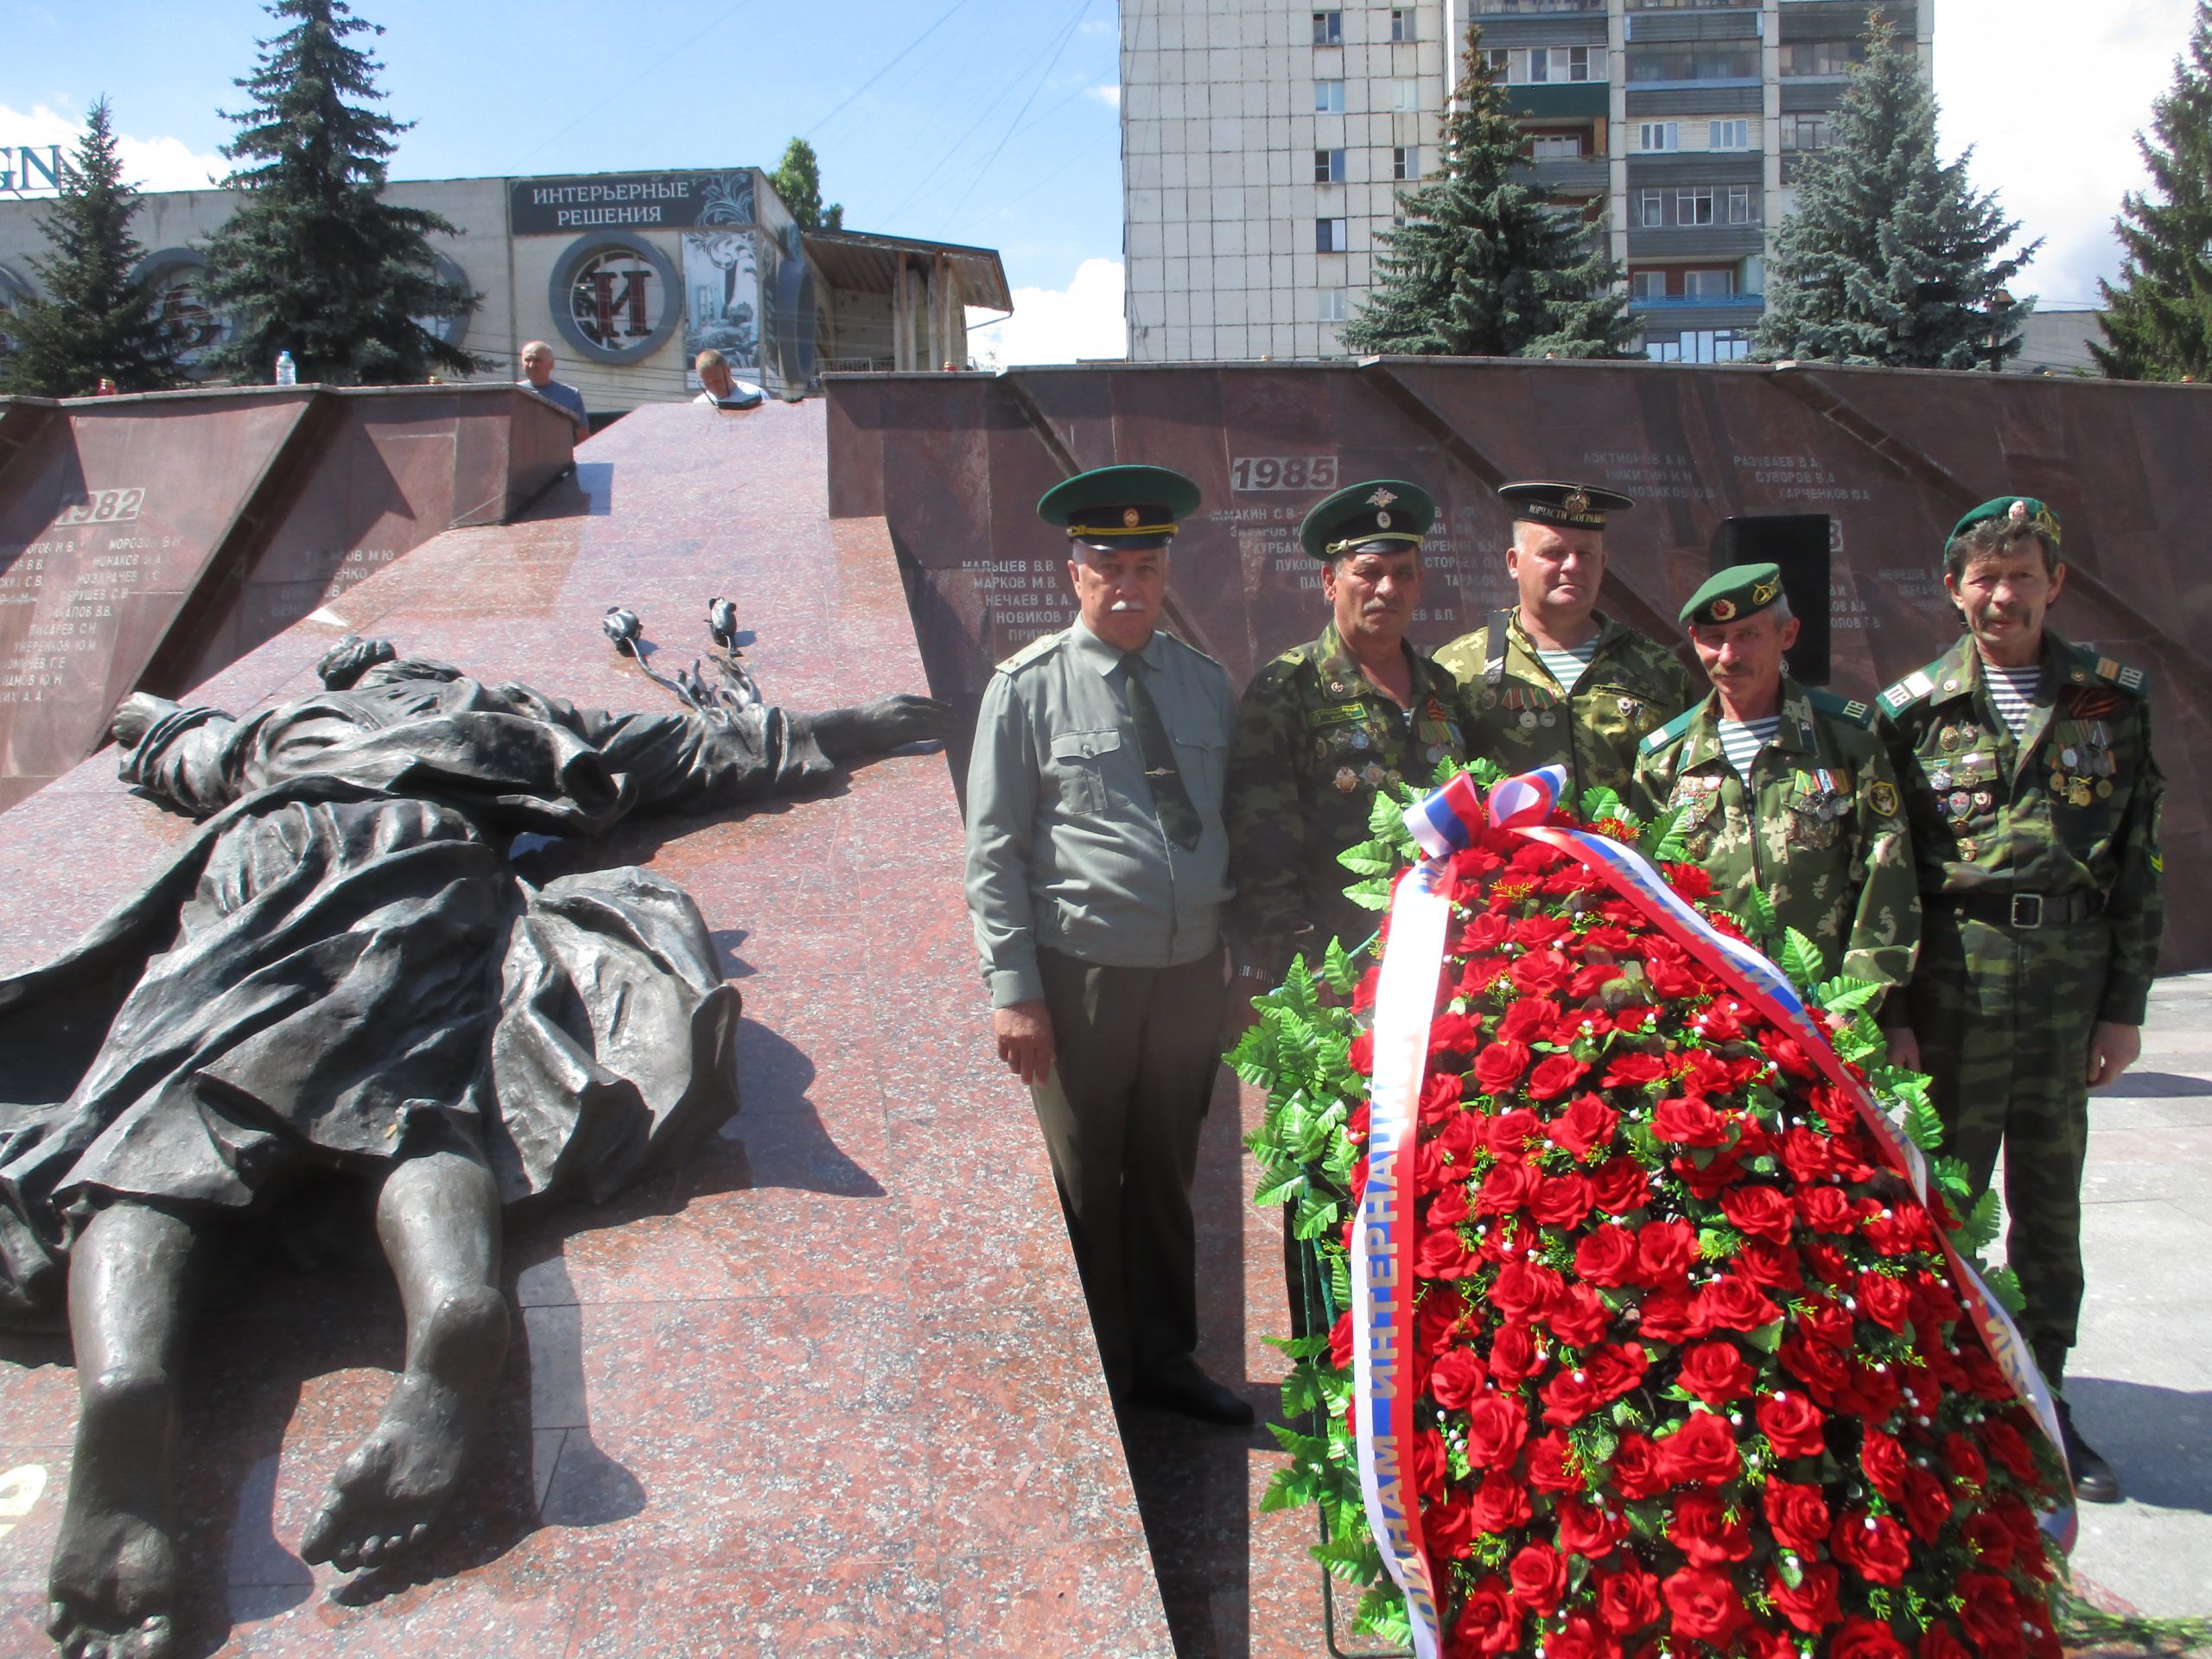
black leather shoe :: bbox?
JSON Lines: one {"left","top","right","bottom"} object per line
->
{"left": 1134, "top": 1365, "right": 1256, "bottom": 1427}
{"left": 2056, "top": 1395, "right": 2121, "bottom": 1503}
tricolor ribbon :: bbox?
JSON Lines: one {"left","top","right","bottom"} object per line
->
{"left": 1355, "top": 766, "right": 2074, "bottom": 1620}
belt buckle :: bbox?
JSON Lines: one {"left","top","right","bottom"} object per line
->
{"left": 2011, "top": 893, "right": 2044, "bottom": 930}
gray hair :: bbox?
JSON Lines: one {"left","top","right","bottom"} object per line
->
{"left": 694, "top": 347, "right": 728, "bottom": 372}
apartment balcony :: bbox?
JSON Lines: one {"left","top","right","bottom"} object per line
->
{"left": 1627, "top": 224, "right": 1767, "bottom": 257}
{"left": 1509, "top": 82, "right": 1611, "bottom": 118}
{"left": 1515, "top": 156, "right": 1611, "bottom": 192}
{"left": 1471, "top": 0, "right": 1605, "bottom": 13}
{"left": 1629, "top": 292, "right": 1767, "bottom": 322}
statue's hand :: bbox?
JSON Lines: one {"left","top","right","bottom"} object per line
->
{"left": 317, "top": 635, "right": 397, "bottom": 690}
{"left": 805, "top": 694, "right": 950, "bottom": 762}
{"left": 108, "top": 692, "right": 176, "bottom": 749}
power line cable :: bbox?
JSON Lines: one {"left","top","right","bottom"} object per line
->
{"left": 517, "top": 0, "right": 760, "bottom": 168}
{"left": 803, "top": 0, "right": 980, "bottom": 140}
{"left": 938, "top": 0, "right": 1093, "bottom": 224}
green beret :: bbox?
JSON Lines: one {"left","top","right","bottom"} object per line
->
{"left": 1949, "top": 495, "right": 2061, "bottom": 548}
{"left": 1681, "top": 562, "right": 1785, "bottom": 628}
{"left": 1300, "top": 479, "right": 1436, "bottom": 560}
{"left": 1038, "top": 464, "right": 1202, "bottom": 550}
{"left": 1498, "top": 480, "right": 1634, "bottom": 529}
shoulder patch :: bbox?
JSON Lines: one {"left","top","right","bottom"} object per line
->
{"left": 2092, "top": 653, "right": 2152, "bottom": 696}
{"left": 1639, "top": 703, "right": 1701, "bottom": 755}
{"left": 996, "top": 630, "right": 1068, "bottom": 674}
{"left": 1807, "top": 687, "right": 1877, "bottom": 730}
{"left": 1877, "top": 667, "right": 1938, "bottom": 715}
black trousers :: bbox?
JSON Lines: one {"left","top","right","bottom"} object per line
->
{"left": 1033, "top": 946, "right": 1226, "bottom": 1394}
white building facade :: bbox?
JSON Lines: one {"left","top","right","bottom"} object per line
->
{"left": 1120, "top": 0, "right": 1933, "bottom": 363}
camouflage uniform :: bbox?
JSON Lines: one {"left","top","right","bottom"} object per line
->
{"left": 1434, "top": 608, "right": 1696, "bottom": 804}
{"left": 1629, "top": 680, "right": 1921, "bottom": 991}
{"left": 1878, "top": 632, "right": 2165, "bottom": 1359}
{"left": 1226, "top": 622, "right": 1471, "bottom": 982}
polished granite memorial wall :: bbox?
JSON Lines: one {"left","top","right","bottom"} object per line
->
{"left": 0, "top": 385, "right": 575, "bottom": 811}
{"left": 827, "top": 357, "right": 2212, "bottom": 973}
{"left": 0, "top": 400, "right": 1174, "bottom": 1656}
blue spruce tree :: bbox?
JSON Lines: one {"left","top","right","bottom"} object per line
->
{"left": 2094, "top": 0, "right": 2212, "bottom": 379}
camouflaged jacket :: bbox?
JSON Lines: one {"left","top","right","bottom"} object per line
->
{"left": 1434, "top": 608, "right": 1696, "bottom": 804}
{"left": 1877, "top": 632, "right": 2164, "bottom": 1026}
{"left": 1225, "top": 624, "right": 1471, "bottom": 981}
{"left": 1629, "top": 679, "right": 1921, "bottom": 992}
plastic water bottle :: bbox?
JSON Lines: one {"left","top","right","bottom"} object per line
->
{"left": 274, "top": 351, "right": 296, "bottom": 386}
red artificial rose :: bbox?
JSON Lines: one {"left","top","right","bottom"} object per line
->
{"left": 1860, "top": 1430, "right": 1910, "bottom": 1502}
{"left": 1651, "top": 1096, "right": 1726, "bottom": 1146}
{"left": 1761, "top": 1478, "right": 1830, "bottom": 1554}
{"left": 1464, "top": 1391, "right": 1531, "bottom": 1470}
{"left": 1831, "top": 1618, "right": 1909, "bottom": 1659}
{"left": 1778, "top": 1125, "right": 1837, "bottom": 1183}
{"left": 1328, "top": 1310, "right": 1354, "bottom": 1372}
{"left": 1635, "top": 1218, "right": 1698, "bottom": 1286}
{"left": 1590, "top": 1156, "right": 1650, "bottom": 1214}
{"left": 1595, "top": 1565, "right": 1662, "bottom": 1635}
{"left": 1677, "top": 1341, "right": 1756, "bottom": 1406}
{"left": 1472, "top": 1040, "right": 1534, "bottom": 1096}
{"left": 1798, "top": 1185, "right": 1857, "bottom": 1234}
{"left": 1893, "top": 1462, "right": 1950, "bottom": 1544}
{"left": 1602, "top": 1052, "right": 1668, "bottom": 1089}
{"left": 1488, "top": 1321, "right": 1539, "bottom": 1387}
{"left": 1508, "top": 1541, "right": 1569, "bottom": 1614}
{"left": 1756, "top": 1391, "right": 1828, "bottom": 1459}
{"left": 1961, "top": 1510, "right": 2015, "bottom": 1570}
{"left": 1957, "top": 1573, "right": 2024, "bottom": 1659}
{"left": 1859, "top": 1270, "right": 1912, "bottom": 1332}
{"left": 1586, "top": 1341, "right": 1649, "bottom": 1402}
{"left": 1778, "top": 1334, "right": 1848, "bottom": 1402}
{"left": 1541, "top": 1365, "right": 1599, "bottom": 1427}
{"left": 1940, "top": 1431, "right": 1986, "bottom": 1487}
{"left": 1797, "top": 1296, "right": 1854, "bottom": 1348}
{"left": 1733, "top": 1237, "right": 1805, "bottom": 1294}
{"left": 1550, "top": 1092, "right": 1620, "bottom": 1162}
{"left": 1555, "top": 1497, "right": 1621, "bottom": 1560}
{"left": 1668, "top": 1491, "right": 1751, "bottom": 1566}
{"left": 1529, "top": 1173, "right": 1595, "bottom": 1230}
{"left": 1486, "top": 1109, "right": 1542, "bottom": 1156}
{"left": 1429, "top": 1347, "right": 1488, "bottom": 1412}
{"left": 1454, "top": 1576, "right": 1522, "bottom": 1657}
{"left": 1417, "top": 1225, "right": 1483, "bottom": 1281}
{"left": 1635, "top": 1284, "right": 1699, "bottom": 1344}
{"left": 1511, "top": 950, "right": 1573, "bottom": 995}
{"left": 1545, "top": 1282, "right": 1611, "bottom": 1349}
{"left": 1660, "top": 1567, "right": 1746, "bottom": 1643}
{"left": 1832, "top": 1509, "right": 1912, "bottom": 1586}
{"left": 1575, "top": 1226, "right": 1640, "bottom": 1287}
{"left": 1608, "top": 1433, "right": 1669, "bottom": 1499}
{"left": 1427, "top": 1184, "right": 1472, "bottom": 1232}
{"left": 1528, "top": 1052, "right": 1589, "bottom": 1099}
{"left": 1477, "top": 1160, "right": 1538, "bottom": 1217}
{"left": 1468, "top": 1469, "right": 1533, "bottom": 1535}
{"left": 1998, "top": 1495, "right": 2055, "bottom": 1582}
{"left": 1527, "top": 1430, "right": 1584, "bottom": 1494}
{"left": 1767, "top": 1560, "right": 1842, "bottom": 1635}
{"left": 1427, "top": 1497, "right": 1482, "bottom": 1557}
{"left": 1656, "top": 1412, "right": 1741, "bottom": 1487}
{"left": 1545, "top": 1612, "right": 1611, "bottom": 1659}
{"left": 1837, "top": 1357, "right": 1904, "bottom": 1421}
{"left": 1491, "top": 1260, "right": 1558, "bottom": 1320}
{"left": 1719, "top": 1184, "right": 1794, "bottom": 1244}
{"left": 1693, "top": 1276, "right": 1782, "bottom": 1336}
{"left": 1665, "top": 862, "right": 1717, "bottom": 899}
{"left": 1920, "top": 1623, "right": 1974, "bottom": 1659}
{"left": 1982, "top": 1418, "right": 2040, "bottom": 1484}
{"left": 1499, "top": 995, "right": 1560, "bottom": 1044}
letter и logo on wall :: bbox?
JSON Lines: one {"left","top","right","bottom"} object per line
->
{"left": 524, "top": 172, "right": 756, "bottom": 366}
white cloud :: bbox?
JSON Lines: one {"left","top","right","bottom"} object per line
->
{"left": 1936, "top": 2, "right": 2195, "bottom": 309}
{"left": 967, "top": 257, "right": 1126, "bottom": 368}
{"left": 1084, "top": 85, "right": 1122, "bottom": 110}
{"left": 0, "top": 101, "right": 226, "bottom": 195}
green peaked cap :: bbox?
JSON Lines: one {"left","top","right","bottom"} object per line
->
{"left": 1949, "top": 495, "right": 2062, "bottom": 548}
{"left": 1038, "top": 464, "right": 1202, "bottom": 550}
{"left": 1300, "top": 478, "right": 1436, "bottom": 560}
{"left": 1681, "top": 562, "right": 1785, "bottom": 627}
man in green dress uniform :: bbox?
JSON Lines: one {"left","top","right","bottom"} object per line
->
{"left": 1225, "top": 479, "right": 1471, "bottom": 1333}
{"left": 1629, "top": 563, "right": 1920, "bottom": 993}
{"left": 1877, "top": 497, "right": 2164, "bottom": 1502}
{"left": 1435, "top": 481, "right": 1694, "bottom": 804}
{"left": 963, "top": 464, "right": 1252, "bottom": 1426}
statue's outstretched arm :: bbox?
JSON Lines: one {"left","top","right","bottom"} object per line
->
{"left": 791, "top": 695, "right": 950, "bottom": 765}
{"left": 110, "top": 694, "right": 245, "bottom": 818}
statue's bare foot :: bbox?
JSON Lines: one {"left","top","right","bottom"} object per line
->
{"left": 46, "top": 1497, "right": 178, "bottom": 1659}
{"left": 301, "top": 1370, "right": 483, "bottom": 1573}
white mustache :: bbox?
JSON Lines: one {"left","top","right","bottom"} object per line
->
{"left": 1109, "top": 599, "right": 1141, "bottom": 611}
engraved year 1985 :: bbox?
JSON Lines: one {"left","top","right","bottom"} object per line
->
{"left": 1230, "top": 457, "right": 1338, "bottom": 493}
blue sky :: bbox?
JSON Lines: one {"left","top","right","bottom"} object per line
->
{"left": 2, "top": 0, "right": 2198, "bottom": 360}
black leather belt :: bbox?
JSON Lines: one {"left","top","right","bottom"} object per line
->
{"left": 1929, "top": 891, "right": 2107, "bottom": 930}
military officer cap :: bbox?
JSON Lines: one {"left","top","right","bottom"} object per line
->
{"left": 1949, "top": 494, "right": 2062, "bottom": 548}
{"left": 1038, "top": 464, "right": 1202, "bottom": 550}
{"left": 1498, "top": 480, "right": 1635, "bottom": 530}
{"left": 1681, "top": 562, "right": 1785, "bottom": 627}
{"left": 1300, "top": 478, "right": 1436, "bottom": 560}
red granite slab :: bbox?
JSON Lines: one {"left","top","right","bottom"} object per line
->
{"left": 0, "top": 401, "right": 1173, "bottom": 1657}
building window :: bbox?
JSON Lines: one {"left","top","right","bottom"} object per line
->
{"left": 1708, "top": 118, "right": 1750, "bottom": 150}
{"left": 1639, "top": 189, "right": 1665, "bottom": 228}
{"left": 1392, "top": 79, "right": 1420, "bottom": 111}
{"left": 1317, "top": 217, "right": 1350, "bottom": 252}
{"left": 1484, "top": 48, "right": 1512, "bottom": 79}
{"left": 1315, "top": 147, "right": 1347, "bottom": 182}
{"left": 1313, "top": 10, "right": 1342, "bottom": 46}
{"left": 1780, "top": 113, "right": 1834, "bottom": 150}
{"left": 1631, "top": 270, "right": 1667, "bottom": 300}
{"left": 1638, "top": 121, "right": 1679, "bottom": 152}
{"left": 1503, "top": 46, "right": 1608, "bottom": 84}
{"left": 1390, "top": 8, "right": 1413, "bottom": 41}
{"left": 1628, "top": 44, "right": 1758, "bottom": 82}
{"left": 1531, "top": 133, "right": 1583, "bottom": 160}
{"left": 1394, "top": 145, "right": 1418, "bottom": 180}
{"left": 1649, "top": 328, "right": 1753, "bottom": 363}
{"left": 1685, "top": 268, "right": 1734, "bottom": 296}
{"left": 1726, "top": 184, "right": 1753, "bottom": 224}
{"left": 1779, "top": 39, "right": 1904, "bottom": 76}
{"left": 1320, "top": 289, "right": 1348, "bottom": 322}
{"left": 1677, "top": 186, "right": 1716, "bottom": 226}
{"left": 1315, "top": 79, "right": 1345, "bottom": 112}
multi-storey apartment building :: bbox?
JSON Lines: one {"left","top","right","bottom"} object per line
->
{"left": 1120, "top": 0, "right": 1933, "bottom": 362}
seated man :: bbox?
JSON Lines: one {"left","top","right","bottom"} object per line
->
{"left": 693, "top": 347, "right": 765, "bottom": 409}
{"left": 518, "top": 340, "right": 590, "bottom": 435}
{"left": 1, "top": 636, "right": 942, "bottom": 1656}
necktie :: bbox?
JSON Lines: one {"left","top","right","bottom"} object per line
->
{"left": 1121, "top": 652, "right": 1202, "bottom": 851}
